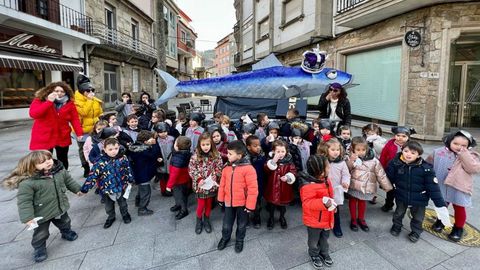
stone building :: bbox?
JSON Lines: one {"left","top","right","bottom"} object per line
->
{"left": 234, "top": 0, "right": 479, "bottom": 140}
{"left": 176, "top": 9, "right": 197, "bottom": 81}
{"left": 85, "top": 0, "right": 157, "bottom": 108}
{"left": 164, "top": 0, "right": 180, "bottom": 76}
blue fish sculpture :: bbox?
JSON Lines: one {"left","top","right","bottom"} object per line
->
{"left": 155, "top": 53, "right": 354, "bottom": 105}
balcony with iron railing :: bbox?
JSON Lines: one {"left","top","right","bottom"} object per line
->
{"left": 88, "top": 21, "right": 157, "bottom": 60}
{"left": 0, "top": 0, "right": 93, "bottom": 34}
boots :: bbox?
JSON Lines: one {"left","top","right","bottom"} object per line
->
{"left": 82, "top": 165, "right": 90, "bottom": 178}
{"left": 61, "top": 230, "right": 78, "bottom": 241}
{"left": 203, "top": 215, "right": 212, "bottom": 233}
{"left": 432, "top": 219, "right": 445, "bottom": 233}
{"left": 448, "top": 226, "right": 464, "bottom": 242}
{"left": 279, "top": 215, "right": 288, "bottom": 229}
{"left": 195, "top": 217, "right": 203, "bottom": 234}
{"left": 33, "top": 247, "right": 48, "bottom": 263}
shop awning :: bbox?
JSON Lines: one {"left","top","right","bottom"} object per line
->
{"left": 0, "top": 52, "right": 83, "bottom": 72}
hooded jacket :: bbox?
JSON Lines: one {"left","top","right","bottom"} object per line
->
{"left": 298, "top": 172, "right": 335, "bottom": 229}
{"left": 74, "top": 91, "right": 103, "bottom": 133}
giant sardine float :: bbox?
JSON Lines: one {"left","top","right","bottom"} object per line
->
{"left": 155, "top": 49, "right": 355, "bottom": 106}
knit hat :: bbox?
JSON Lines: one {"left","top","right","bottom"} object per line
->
{"left": 207, "top": 123, "right": 222, "bottom": 134}
{"left": 291, "top": 121, "right": 308, "bottom": 138}
{"left": 443, "top": 130, "right": 477, "bottom": 149}
{"left": 266, "top": 122, "right": 280, "bottom": 133}
{"left": 190, "top": 112, "right": 205, "bottom": 124}
{"left": 99, "top": 127, "right": 118, "bottom": 139}
{"left": 154, "top": 122, "right": 169, "bottom": 133}
{"left": 77, "top": 74, "right": 94, "bottom": 93}
{"left": 319, "top": 119, "right": 332, "bottom": 130}
{"left": 391, "top": 126, "right": 416, "bottom": 136}
{"left": 242, "top": 123, "right": 257, "bottom": 134}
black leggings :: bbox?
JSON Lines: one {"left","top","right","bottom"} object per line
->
{"left": 49, "top": 146, "right": 70, "bottom": 169}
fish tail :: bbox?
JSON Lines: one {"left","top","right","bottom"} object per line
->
{"left": 154, "top": 68, "right": 179, "bottom": 105}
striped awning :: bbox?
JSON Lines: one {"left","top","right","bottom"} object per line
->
{"left": 0, "top": 53, "right": 83, "bottom": 72}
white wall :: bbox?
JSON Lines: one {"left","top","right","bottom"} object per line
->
{"left": 130, "top": 0, "right": 154, "bottom": 19}
{"left": 254, "top": 0, "right": 270, "bottom": 58}
{"left": 273, "top": 0, "right": 315, "bottom": 47}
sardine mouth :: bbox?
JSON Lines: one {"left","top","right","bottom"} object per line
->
{"left": 344, "top": 75, "right": 359, "bottom": 89}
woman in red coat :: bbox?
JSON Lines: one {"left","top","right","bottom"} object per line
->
{"left": 29, "top": 82, "right": 83, "bottom": 169}
{"left": 264, "top": 140, "right": 297, "bottom": 230}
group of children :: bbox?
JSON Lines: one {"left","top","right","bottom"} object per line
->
{"left": 2, "top": 108, "right": 480, "bottom": 268}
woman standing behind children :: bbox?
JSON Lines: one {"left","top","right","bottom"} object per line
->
{"left": 347, "top": 137, "right": 392, "bottom": 232}
{"left": 2, "top": 151, "right": 83, "bottom": 263}
{"left": 265, "top": 140, "right": 297, "bottom": 230}
{"left": 189, "top": 132, "right": 224, "bottom": 234}
{"left": 427, "top": 130, "right": 480, "bottom": 242}
{"left": 317, "top": 138, "right": 350, "bottom": 238}
{"left": 299, "top": 155, "right": 335, "bottom": 269}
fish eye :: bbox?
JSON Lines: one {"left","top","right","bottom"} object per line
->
{"left": 327, "top": 70, "right": 337, "bottom": 79}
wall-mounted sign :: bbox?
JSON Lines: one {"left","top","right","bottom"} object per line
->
{"left": 0, "top": 25, "right": 62, "bottom": 57}
{"left": 405, "top": 30, "right": 421, "bottom": 48}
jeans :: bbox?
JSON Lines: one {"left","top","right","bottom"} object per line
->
{"left": 392, "top": 200, "right": 425, "bottom": 235}
{"left": 307, "top": 227, "right": 330, "bottom": 257}
{"left": 172, "top": 184, "right": 189, "bottom": 211}
{"left": 104, "top": 195, "right": 129, "bottom": 220}
{"left": 31, "top": 212, "right": 72, "bottom": 249}
{"left": 266, "top": 203, "right": 286, "bottom": 218}
{"left": 49, "top": 146, "right": 70, "bottom": 169}
{"left": 222, "top": 206, "right": 249, "bottom": 242}
{"left": 136, "top": 183, "right": 151, "bottom": 210}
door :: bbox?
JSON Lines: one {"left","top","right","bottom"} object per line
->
{"left": 447, "top": 63, "right": 480, "bottom": 128}
{"left": 131, "top": 19, "right": 139, "bottom": 51}
{"left": 104, "top": 64, "right": 118, "bottom": 107}
{"left": 105, "top": 4, "right": 116, "bottom": 44}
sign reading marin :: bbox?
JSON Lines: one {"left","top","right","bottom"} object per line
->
{"left": 0, "top": 25, "right": 62, "bottom": 57}
{"left": 405, "top": 30, "right": 421, "bottom": 48}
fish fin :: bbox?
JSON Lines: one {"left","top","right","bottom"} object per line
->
{"left": 154, "top": 68, "right": 179, "bottom": 105}
{"left": 252, "top": 53, "right": 283, "bottom": 70}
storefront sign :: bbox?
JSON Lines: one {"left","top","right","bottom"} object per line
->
{"left": 405, "top": 30, "right": 421, "bottom": 48}
{"left": 0, "top": 25, "right": 62, "bottom": 57}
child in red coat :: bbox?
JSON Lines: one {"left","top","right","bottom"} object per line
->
{"left": 264, "top": 140, "right": 297, "bottom": 230}
{"left": 299, "top": 155, "right": 336, "bottom": 269}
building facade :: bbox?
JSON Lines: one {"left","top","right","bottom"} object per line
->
{"left": 214, "top": 33, "right": 237, "bottom": 76}
{"left": 0, "top": 0, "right": 99, "bottom": 121}
{"left": 176, "top": 9, "right": 197, "bottom": 81}
{"left": 163, "top": 0, "right": 179, "bottom": 76}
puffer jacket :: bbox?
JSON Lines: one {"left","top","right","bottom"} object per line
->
{"left": 16, "top": 161, "right": 81, "bottom": 224}
{"left": 264, "top": 153, "right": 297, "bottom": 205}
{"left": 74, "top": 90, "right": 103, "bottom": 133}
{"left": 127, "top": 143, "right": 161, "bottom": 184}
{"left": 444, "top": 149, "right": 480, "bottom": 195}
{"left": 299, "top": 172, "right": 335, "bottom": 229}
{"left": 379, "top": 138, "right": 402, "bottom": 169}
{"left": 248, "top": 150, "right": 267, "bottom": 196}
{"left": 217, "top": 157, "right": 258, "bottom": 211}
{"left": 188, "top": 153, "right": 223, "bottom": 198}
{"left": 387, "top": 153, "right": 446, "bottom": 207}
{"left": 167, "top": 150, "right": 192, "bottom": 189}
{"left": 347, "top": 149, "right": 393, "bottom": 195}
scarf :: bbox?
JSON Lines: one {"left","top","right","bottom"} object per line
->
{"left": 54, "top": 96, "right": 69, "bottom": 111}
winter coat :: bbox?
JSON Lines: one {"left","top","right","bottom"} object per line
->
{"left": 318, "top": 93, "right": 352, "bottom": 126}
{"left": 138, "top": 99, "right": 156, "bottom": 118}
{"left": 379, "top": 139, "right": 402, "bottom": 169}
{"left": 288, "top": 143, "right": 303, "bottom": 171}
{"left": 264, "top": 153, "right": 297, "bottom": 205}
{"left": 347, "top": 150, "right": 393, "bottom": 195}
{"left": 216, "top": 141, "right": 228, "bottom": 164}
{"left": 188, "top": 153, "right": 223, "bottom": 198}
{"left": 386, "top": 153, "right": 446, "bottom": 207}
{"left": 299, "top": 172, "right": 335, "bottom": 229}
{"left": 88, "top": 142, "right": 126, "bottom": 165}
{"left": 123, "top": 127, "right": 139, "bottom": 143}
{"left": 337, "top": 137, "right": 351, "bottom": 153}
{"left": 74, "top": 91, "right": 103, "bottom": 134}
{"left": 217, "top": 157, "right": 258, "bottom": 211}
{"left": 127, "top": 143, "right": 161, "bottom": 184}
{"left": 365, "top": 135, "right": 387, "bottom": 158}
{"left": 307, "top": 130, "right": 333, "bottom": 155}
{"left": 296, "top": 140, "right": 312, "bottom": 172}
{"left": 157, "top": 135, "right": 174, "bottom": 174}
{"left": 81, "top": 154, "right": 134, "bottom": 195}
{"left": 16, "top": 161, "right": 81, "bottom": 224}
{"left": 328, "top": 158, "right": 350, "bottom": 205}
{"left": 248, "top": 150, "right": 267, "bottom": 196}
{"left": 29, "top": 98, "right": 83, "bottom": 150}
{"left": 166, "top": 150, "right": 192, "bottom": 189}
{"left": 114, "top": 101, "right": 133, "bottom": 128}
{"left": 83, "top": 134, "right": 101, "bottom": 167}
{"left": 185, "top": 126, "right": 204, "bottom": 153}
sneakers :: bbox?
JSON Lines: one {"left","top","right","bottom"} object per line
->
{"left": 217, "top": 238, "right": 230, "bottom": 250}
{"left": 138, "top": 208, "right": 154, "bottom": 216}
{"left": 33, "top": 247, "right": 48, "bottom": 263}
{"left": 234, "top": 241, "right": 244, "bottom": 253}
{"left": 432, "top": 219, "right": 445, "bottom": 233}
{"left": 448, "top": 226, "right": 464, "bottom": 242}
{"left": 390, "top": 225, "right": 401, "bottom": 237}
{"left": 175, "top": 209, "right": 189, "bottom": 220}
{"left": 319, "top": 253, "right": 333, "bottom": 267}
{"left": 170, "top": 205, "right": 181, "bottom": 212}
{"left": 61, "top": 230, "right": 78, "bottom": 241}
{"left": 195, "top": 217, "right": 203, "bottom": 234}
{"left": 357, "top": 219, "right": 369, "bottom": 232}
{"left": 103, "top": 218, "right": 116, "bottom": 229}
{"left": 349, "top": 220, "right": 358, "bottom": 232}
{"left": 267, "top": 217, "right": 274, "bottom": 230}
{"left": 310, "top": 256, "right": 324, "bottom": 269}
{"left": 203, "top": 216, "right": 212, "bottom": 233}
{"left": 123, "top": 213, "right": 132, "bottom": 224}
{"left": 408, "top": 231, "right": 420, "bottom": 243}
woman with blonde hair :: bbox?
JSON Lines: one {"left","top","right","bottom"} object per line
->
{"left": 29, "top": 81, "right": 83, "bottom": 169}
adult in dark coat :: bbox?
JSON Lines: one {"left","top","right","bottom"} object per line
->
{"left": 317, "top": 83, "right": 351, "bottom": 132}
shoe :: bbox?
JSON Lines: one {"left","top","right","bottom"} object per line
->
{"left": 310, "top": 256, "right": 324, "bottom": 270}
{"left": 175, "top": 209, "right": 189, "bottom": 220}
{"left": 279, "top": 216, "right": 288, "bottom": 229}
{"left": 253, "top": 215, "right": 261, "bottom": 229}
{"left": 319, "top": 253, "right": 333, "bottom": 267}
{"left": 381, "top": 204, "right": 393, "bottom": 212}
{"left": 390, "top": 225, "right": 401, "bottom": 237}
{"left": 103, "top": 218, "right": 115, "bottom": 229}
{"left": 267, "top": 217, "right": 274, "bottom": 230}
{"left": 217, "top": 238, "right": 230, "bottom": 250}
{"left": 408, "top": 231, "right": 420, "bottom": 243}
{"left": 234, "top": 241, "right": 244, "bottom": 253}
{"left": 135, "top": 197, "right": 140, "bottom": 207}
{"left": 61, "top": 230, "right": 78, "bottom": 241}
{"left": 246, "top": 218, "right": 251, "bottom": 229}
{"left": 33, "top": 247, "right": 48, "bottom": 263}
{"left": 369, "top": 196, "right": 377, "bottom": 205}
{"left": 170, "top": 205, "right": 181, "bottom": 212}
{"left": 100, "top": 196, "right": 105, "bottom": 204}
{"left": 83, "top": 166, "right": 89, "bottom": 178}
{"left": 357, "top": 219, "right": 369, "bottom": 232}
{"left": 195, "top": 217, "right": 203, "bottom": 234}
{"left": 432, "top": 219, "right": 445, "bottom": 233}
{"left": 161, "top": 191, "right": 173, "bottom": 197}
{"left": 448, "top": 226, "right": 464, "bottom": 242}
{"left": 203, "top": 216, "right": 212, "bottom": 233}
{"left": 123, "top": 213, "right": 132, "bottom": 224}
{"left": 333, "top": 226, "right": 343, "bottom": 238}
{"left": 350, "top": 220, "right": 358, "bottom": 232}
{"left": 138, "top": 208, "right": 154, "bottom": 216}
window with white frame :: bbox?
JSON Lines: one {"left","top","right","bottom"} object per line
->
{"left": 243, "top": 21, "right": 253, "bottom": 52}
{"left": 257, "top": 16, "right": 269, "bottom": 40}
{"left": 281, "top": 0, "right": 304, "bottom": 27}
{"left": 132, "top": 68, "right": 140, "bottom": 93}
{"left": 181, "top": 31, "right": 186, "bottom": 43}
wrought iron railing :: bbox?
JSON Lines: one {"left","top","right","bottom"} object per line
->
{"left": 336, "top": 0, "right": 369, "bottom": 14}
{"left": 0, "top": 0, "right": 93, "bottom": 34}
{"left": 89, "top": 21, "right": 157, "bottom": 59}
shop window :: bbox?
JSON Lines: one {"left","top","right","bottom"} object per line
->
{"left": 0, "top": 68, "right": 45, "bottom": 109}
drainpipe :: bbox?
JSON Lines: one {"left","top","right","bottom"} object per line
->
{"left": 83, "top": 44, "right": 88, "bottom": 75}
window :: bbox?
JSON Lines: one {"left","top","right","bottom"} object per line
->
{"left": 131, "top": 19, "right": 139, "bottom": 51}
{"left": 257, "top": 16, "right": 269, "bottom": 41}
{"left": 105, "top": 3, "right": 116, "bottom": 44}
{"left": 181, "top": 31, "right": 186, "bottom": 43}
{"left": 104, "top": 64, "right": 118, "bottom": 106}
{"left": 0, "top": 68, "right": 44, "bottom": 109}
{"left": 281, "top": 0, "right": 304, "bottom": 29}
{"left": 132, "top": 69, "right": 140, "bottom": 93}
{"left": 37, "top": 0, "right": 48, "bottom": 17}
{"left": 243, "top": 21, "right": 253, "bottom": 52}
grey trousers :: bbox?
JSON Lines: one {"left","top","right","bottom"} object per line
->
{"left": 307, "top": 227, "right": 330, "bottom": 257}
{"left": 104, "top": 195, "right": 129, "bottom": 220}
{"left": 392, "top": 200, "right": 426, "bottom": 235}
{"left": 136, "top": 183, "right": 152, "bottom": 210}
{"left": 172, "top": 184, "right": 189, "bottom": 211}
{"left": 32, "top": 212, "right": 71, "bottom": 249}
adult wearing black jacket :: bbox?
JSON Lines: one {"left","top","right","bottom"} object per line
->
{"left": 318, "top": 83, "right": 351, "bottom": 133}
